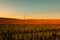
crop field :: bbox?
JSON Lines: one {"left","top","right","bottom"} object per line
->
{"left": 0, "top": 24, "right": 60, "bottom": 40}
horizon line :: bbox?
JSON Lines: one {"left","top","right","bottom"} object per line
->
{"left": 0, "top": 17, "right": 60, "bottom": 20}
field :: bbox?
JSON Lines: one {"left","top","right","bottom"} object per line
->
{"left": 0, "top": 24, "right": 60, "bottom": 40}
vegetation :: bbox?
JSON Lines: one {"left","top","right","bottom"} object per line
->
{"left": 0, "top": 24, "right": 60, "bottom": 40}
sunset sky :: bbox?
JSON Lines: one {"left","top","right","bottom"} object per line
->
{"left": 0, "top": 0, "right": 60, "bottom": 19}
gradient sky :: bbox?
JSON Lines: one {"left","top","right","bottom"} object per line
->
{"left": 0, "top": 0, "right": 60, "bottom": 19}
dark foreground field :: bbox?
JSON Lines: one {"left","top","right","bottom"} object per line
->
{"left": 0, "top": 18, "right": 60, "bottom": 40}
{"left": 0, "top": 24, "right": 60, "bottom": 40}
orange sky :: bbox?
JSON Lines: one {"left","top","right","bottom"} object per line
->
{"left": 0, "top": 0, "right": 60, "bottom": 19}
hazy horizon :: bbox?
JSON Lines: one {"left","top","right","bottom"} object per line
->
{"left": 0, "top": 0, "right": 60, "bottom": 19}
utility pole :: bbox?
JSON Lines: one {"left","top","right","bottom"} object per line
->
{"left": 24, "top": 13, "right": 26, "bottom": 24}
